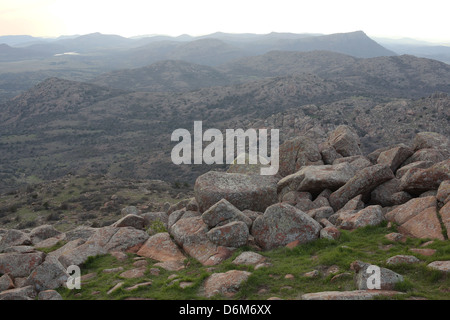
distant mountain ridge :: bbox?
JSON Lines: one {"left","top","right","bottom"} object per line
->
{"left": 0, "top": 30, "right": 399, "bottom": 103}
{"left": 88, "top": 51, "right": 450, "bottom": 98}
{"left": 0, "top": 30, "right": 394, "bottom": 63}
{"left": 230, "top": 31, "right": 397, "bottom": 58}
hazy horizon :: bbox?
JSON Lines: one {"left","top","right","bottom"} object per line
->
{"left": 1, "top": 31, "right": 449, "bottom": 48}
{"left": 1, "top": 0, "right": 450, "bottom": 45}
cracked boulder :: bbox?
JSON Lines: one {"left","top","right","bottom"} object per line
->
{"left": 251, "top": 203, "right": 322, "bottom": 250}
{"left": 329, "top": 164, "right": 394, "bottom": 211}
{"left": 277, "top": 162, "right": 356, "bottom": 194}
{"left": 170, "top": 216, "right": 233, "bottom": 266}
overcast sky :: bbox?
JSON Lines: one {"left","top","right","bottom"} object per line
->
{"left": 1, "top": 0, "right": 449, "bottom": 43}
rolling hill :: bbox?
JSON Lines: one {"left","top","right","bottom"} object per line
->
{"left": 91, "top": 60, "right": 233, "bottom": 92}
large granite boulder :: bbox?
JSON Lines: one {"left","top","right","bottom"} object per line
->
{"left": 251, "top": 203, "right": 322, "bottom": 250}
{"left": 195, "top": 171, "right": 278, "bottom": 213}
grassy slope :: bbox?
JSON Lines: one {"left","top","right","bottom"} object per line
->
{"left": 55, "top": 223, "right": 450, "bottom": 300}
{"left": 0, "top": 174, "right": 192, "bottom": 232}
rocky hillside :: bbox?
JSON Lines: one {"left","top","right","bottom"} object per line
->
{"left": 91, "top": 60, "right": 234, "bottom": 92}
{"left": 248, "top": 93, "right": 450, "bottom": 153}
{"left": 88, "top": 50, "right": 450, "bottom": 98}
{"left": 0, "top": 72, "right": 448, "bottom": 193}
{"left": 222, "top": 51, "right": 450, "bottom": 98}
{"left": 0, "top": 128, "right": 448, "bottom": 300}
{"left": 0, "top": 174, "right": 193, "bottom": 232}
{"left": 0, "top": 78, "right": 127, "bottom": 125}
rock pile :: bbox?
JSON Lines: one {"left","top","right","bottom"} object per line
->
{"left": 0, "top": 127, "right": 448, "bottom": 300}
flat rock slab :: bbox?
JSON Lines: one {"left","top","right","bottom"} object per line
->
{"left": 179, "top": 281, "right": 194, "bottom": 289}
{"left": 410, "top": 248, "right": 436, "bottom": 256}
{"left": 125, "top": 282, "right": 153, "bottom": 291}
{"left": 386, "top": 255, "right": 421, "bottom": 265}
{"left": 102, "top": 267, "right": 124, "bottom": 273}
{"left": 107, "top": 282, "right": 124, "bottom": 295}
{"left": 58, "top": 227, "right": 149, "bottom": 268}
{"left": 427, "top": 261, "right": 450, "bottom": 273}
{"left": 202, "top": 270, "right": 251, "bottom": 298}
{"left": 154, "top": 261, "right": 185, "bottom": 271}
{"left": 232, "top": 252, "right": 267, "bottom": 266}
{"left": 385, "top": 233, "right": 407, "bottom": 243}
{"left": 119, "top": 267, "right": 146, "bottom": 279}
{"left": 385, "top": 196, "right": 436, "bottom": 225}
{"left": 137, "top": 232, "right": 185, "bottom": 262}
{"left": 398, "top": 207, "right": 445, "bottom": 240}
{"left": 277, "top": 163, "right": 356, "bottom": 194}
{"left": 301, "top": 290, "right": 403, "bottom": 300}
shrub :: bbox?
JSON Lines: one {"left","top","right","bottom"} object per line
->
{"left": 18, "top": 220, "right": 37, "bottom": 229}
{"left": 47, "top": 212, "right": 61, "bottom": 221}
{"left": 173, "top": 182, "right": 182, "bottom": 189}
{"left": 147, "top": 220, "right": 167, "bottom": 235}
{"left": 79, "top": 212, "right": 97, "bottom": 221}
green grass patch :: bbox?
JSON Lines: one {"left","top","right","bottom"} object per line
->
{"left": 54, "top": 224, "right": 450, "bottom": 300}
{"left": 36, "top": 241, "right": 67, "bottom": 254}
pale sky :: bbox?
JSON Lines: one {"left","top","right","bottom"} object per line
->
{"left": 1, "top": 0, "right": 449, "bottom": 43}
